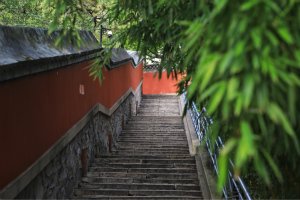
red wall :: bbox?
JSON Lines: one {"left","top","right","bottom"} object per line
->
{"left": 143, "top": 71, "right": 183, "bottom": 94}
{"left": 0, "top": 60, "right": 143, "bottom": 189}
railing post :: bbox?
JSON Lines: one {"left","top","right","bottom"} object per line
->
{"left": 122, "top": 115, "right": 124, "bottom": 130}
{"left": 81, "top": 149, "right": 87, "bottom": 176}
{"left": 129, "top": 103, "right": 131, "bottom": 117}
{"left": 136, "top": 101, "right": 138, "bottom": 115}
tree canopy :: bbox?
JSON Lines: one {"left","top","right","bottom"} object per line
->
{"left": 2, "top": 0, "right": 300, "bottom": 198}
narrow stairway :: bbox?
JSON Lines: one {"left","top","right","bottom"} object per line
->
{"left": 73, "top": 94, "right": 203, "bottom": 199}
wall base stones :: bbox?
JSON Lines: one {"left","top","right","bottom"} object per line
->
{"left": 15, "top": 86, "right": 142, "bottom": 199}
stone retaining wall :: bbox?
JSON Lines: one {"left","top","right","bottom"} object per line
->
{"left": 16, "top": 87, "right": 141, "bottom": 199}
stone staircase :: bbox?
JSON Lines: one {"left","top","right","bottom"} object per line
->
{"left": 72, "top": 94, "right": 203, "bottom": 199}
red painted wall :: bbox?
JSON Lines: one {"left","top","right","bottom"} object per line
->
{"left": 143, "top": 71, "right": 183, "bottom": 94}
{"left": 0, "top": 60, "right": 143, "bottom": 189}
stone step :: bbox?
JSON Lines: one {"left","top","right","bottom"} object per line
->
{"left": 71, "top": 195, "right": 202, "bottom": 199}
{"left": 140, "top": 101, "right": 179, "bottom": 105}
{"left": 124, "top": 123, "right": 184, "bottom": 127}
{"left": 94, "top": 158, "right": 195, "bottom": 164}
{"left": 112, "top": 152, "right": 190, "bottom": 156}
{"left": 115, "top": 145, "right": 189, "bottom": 150}
{"left": 117, "top": 138, "right": 187, "bottom": 142}
{"left": 112, "top": 148, "right": 189, "bottom": 152}
{"left": 142, "top": 94, "right": 178, "bottom": 98}
{"left": 116, "top": 142, "right": 188, "bottom": 146}
{"left": 79, "top": 182, "right": 200, "bottom": 191}
{"left": 138, "top": 107, "right": 180, "bottom": 111}
{"left": 86, "top": 172, "right": 198, "bottom": 180}
{"left": 121, "top": 128, "right": 184, "bottom": 131}
{"left": 123, "top": 127, "right": 184, "bottom": 131}
{"left": 90, "top": 163, "right": 197, "bottom": 169}
{"left": 96, "top": 155, "right": 194, "bottom": 159}
{"left": 75, "top": 188, "right": 202, "bottom": 197}
{"left": 140, "top": 100, "right": 179, "bottom": 103}
{"left": 89, "top": 167, "right": 197, "bottom": 174}
{"left": 118, "top": 134, "right": 187, "bottom": 138}
{"left": 136, "top": 114, "right": 181, "bottom": 117}
{"left": 127, "top": 118, "right": 183, "bottom": 123}
{"left": 117, "top": 136, "right": 187, "bottom": 140}
{"left": 126, "top": 122, "right": 184, "bottom": 126}
{"left": 119, "top": 131, "right": 186, "bottom": 135}
{"left": 82, "top": 177, "right": 199, "bottom": 185}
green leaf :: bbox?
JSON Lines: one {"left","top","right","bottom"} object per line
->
{"left": 252, "top": 53, "right": 260, "bottom": 70}
{"left": 235, "top": 40, "right": 245, "bottom": 56}
{"left": 227, "top": 77, "right": 239, "bottom": 101}
{"left": 265, "top": 30, "right": 279, "bottom": 46}
{"left": 251, "top": 28, "right": 261, "bottom": 49}
{"left": 277, "top": 27, "right": 293, "bottom": 44}
{"left": 261, "top": 148, "right": 283, "bottom": 182}
{"left": 241, "top": 121, "right": 255, "bottom": 156}
{"left": 234, "top": 94, "right": 243, "bottom": 116}
{"left": 240, "top": 0, "right": 259, "bottom": 11}
{"left": 267, "top": 102, "right": 296, "bottom": 137}
{"left": 200, "top": 82, "right": 221, "bottom": 101}
{"left": 243, "top": 74, "right": 254, "bottom": 108}
{"left": 207, "top": 81, "right": 226, "bottom": 114}
{"left": 254, "top": 154, "right": 270, "bottom": 184}
{"left": 221, "top": 138, "right": 237, "bottom": 155}
{"left": 290, "top": 73, "right": 300, "bottom": 86}
{"left": 200, "top": 57, "right": 218, "bottom": 91}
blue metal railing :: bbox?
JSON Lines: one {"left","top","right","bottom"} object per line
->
{"left": 182, "top": 92, "right": 252, "bottom": 200}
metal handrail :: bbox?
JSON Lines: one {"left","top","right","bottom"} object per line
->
{"left": 182, "top": 92, "right": 252, "bottom": 200}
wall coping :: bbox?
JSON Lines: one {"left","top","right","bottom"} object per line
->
{"left": 0, "top": 25, "right": 142, "bottom": 82}
{"left": 0, "top": 79, "right": 143, "bottom": 199}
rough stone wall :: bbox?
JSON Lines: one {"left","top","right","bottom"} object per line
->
{"left": 15, "top": 86, "right": 142, "bottom": 199}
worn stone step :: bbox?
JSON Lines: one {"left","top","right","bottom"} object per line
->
{"left": 79, "top": 183, "right": 200, "bottom": 191}
{"left": 116, "top": 140, "right": 187, "bottom": 143}
{"left": 124, "top": 125, "right": 184, "bottom": 129}
{"left": 115, "top": 145, "right": 189, "bottom": 149}
{"left": 86, "top": 172, "right": 198, "bottom": 180}
{"left": 82, "top": 177, "right": 199, "bottom": 185}
{"left": 112, "top": 148, "right": 189, "bottom": 152}
{"left": 112, "top": 152, "right": 189, "bottom": 156}
{"left": 119, "top": 133, "right": 186, "bottom": 136}
{"left": 90, "top": 163, "right": 197, "bottom": 169}
{"left": 71, "top": 195, "right": 202, "bottom": 199}
{"left": 94, "top": 158, "right": 195, "bottom": 164}
{"left": 118, "top": 135, "right": 186, "bottom": 138}
{"left": 117, "top": 138, "right": 187, "bottom": 142}
{"left": 127, "top": 119, "right": 183, "bottom": 123}
{"left": 96, "top": 155, "right": 193, "bottom": 159}
{"left": 136, "top": 113, "right": 180, "bottom": 116}
{"left": 118, "top": 134, "right": 186, "bottom": 140}
{"left": 75, "top": 189, "right": 201, "bottom": 197}
{"left": 123, "top": 127, "right": 184, "bottom": 131}
{"left": 140, "top": 102, "right": 179, "bottom": 105}
{"left": 120, "top": 129, "right": 185, "bottom": 133}
{"left": 140, "top": 100, "right": 179, "bottom": 104}
{"left": 116, "top": 142, "right": 188, "bottom": 146}
{"left": 89, "top": 167, "right": 197, "bottom": 174}
{"left": 142, "top": 94, "right": 179, "bottom": 98}
{"left": 117, "top": 139, "right": 188, "bottom": 143}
